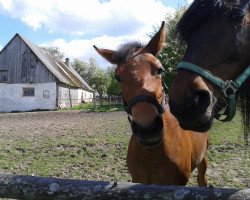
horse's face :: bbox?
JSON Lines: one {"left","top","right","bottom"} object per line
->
{"left": 116, "top": 52, "right": 165, "bottom": 146}
{"left": 169, "top": 0, "right": 250, "bottom": 132}
{"left": 94, "top": 22, "right": 166, "bottom": 147}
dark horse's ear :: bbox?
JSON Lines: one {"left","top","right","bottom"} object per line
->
{"left": 93, "top": 45, "right": 116, "bottom": 64}
{"left": 144, "top": 21, "right": 166, "bottom": 56}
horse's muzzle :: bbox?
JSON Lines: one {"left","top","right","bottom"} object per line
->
{"left": 169, "top": 89, "right": 216, "bottom": 132}
{"left": 129, "top": 114, "right": 163, "bottom": 147}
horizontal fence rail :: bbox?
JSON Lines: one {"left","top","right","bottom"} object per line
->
{"left": 58, "top": 96, "right": 124, "bottom": 110}
{"left": 0, "top": 173, "right": 249, "bottom": 200}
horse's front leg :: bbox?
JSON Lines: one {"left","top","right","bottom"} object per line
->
{"left": 197, "top": 153, "right": 208, "bottom": 187}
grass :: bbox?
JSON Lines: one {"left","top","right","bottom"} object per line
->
{"left": 0, "top": 110, "right": 248, "bottom": 190}
{"left": 0, "top": 129, "right": 129, "bottom": 180}
{"left": 209, "top": 111, "right": 245, "bottom": 145}
{"left": 0, "top": 111, "right": 131, "bottom": 182}
{"left": 197, "top": 111, "right": 250, "bottom": 188}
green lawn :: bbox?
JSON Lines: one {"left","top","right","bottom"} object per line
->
{"left": 0, "top": 110, "right": 248, "bottom": 189}
{"left": 198, "top": 112, "right": 249, "bottom": 188}
{"left": 210, "top": 112, "right": 246, "bottom": 145}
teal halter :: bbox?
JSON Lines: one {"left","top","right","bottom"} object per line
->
{"left": 177, "top": 61, "right": 250, "bottom": 122}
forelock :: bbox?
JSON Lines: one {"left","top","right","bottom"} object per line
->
{"left": 112, "top": 41, "right": 144, "bottom": 63}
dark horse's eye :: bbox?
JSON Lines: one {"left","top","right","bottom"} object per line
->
{"left": 229, "top": 8, "right": 245, "bottom": 21}
{"left": 155, "top": 67, "right": 165, "bottom": 76}
{"left": 114, "top": 75, "right": 121, "bottom": 83}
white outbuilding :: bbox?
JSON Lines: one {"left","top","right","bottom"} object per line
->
{"left": 0, "top": 34, "right": 94, "bottom": 112}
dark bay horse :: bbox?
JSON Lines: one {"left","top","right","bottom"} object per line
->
{"left": 169, "top": 0, "right": 250, "bottom": 142}
{"left": 94, "top": 22, "right": 209, "bottom": 186}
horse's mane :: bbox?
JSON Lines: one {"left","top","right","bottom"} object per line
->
{"left": 176, "top": 0, "right": 249, "bottom": 142}
{"left": 240, "top": 79, "right": 250, "bottom": 144}
{"left": 176, "top": 0, "right": 225, "bottom": 42}
{"left": 113, "top": 41, "right": 144, "bottom": 63}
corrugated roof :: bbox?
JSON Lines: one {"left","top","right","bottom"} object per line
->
{"left": 16, "top": 34, "right": 93, "bottom": 92}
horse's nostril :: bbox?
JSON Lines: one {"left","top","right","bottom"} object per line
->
{"left": 191, "top": 94, "right": 200, "bottom": 108}
{"left": 190, "top": 90, "right": 211, "bottom": 111}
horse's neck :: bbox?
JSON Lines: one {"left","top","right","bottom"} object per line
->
{"left": 162, "top": 105, "right": 181, "bottom": 135}
{"left": 131, "top": 134, "right": 166, "bottom": 160}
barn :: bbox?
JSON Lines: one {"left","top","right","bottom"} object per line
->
{"left": 0, "top": 33, "right": 94, "bottom": 113}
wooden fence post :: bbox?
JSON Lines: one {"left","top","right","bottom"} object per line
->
{"left": 228, "top": 189, "right": 250, "bottom": 200}
{"left": 0, "top": 173, "right": 248, "bottom": 200}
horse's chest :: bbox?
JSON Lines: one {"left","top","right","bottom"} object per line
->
{"left": 127, "top": 156, "right": 185, "bottom": 185}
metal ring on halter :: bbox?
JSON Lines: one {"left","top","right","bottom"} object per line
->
{"left": 222, "top": 80, "right": 238, "bottom": 97}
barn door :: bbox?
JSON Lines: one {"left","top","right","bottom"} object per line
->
{"left": 21, "top": 50, "right": 36, "bottom": 83}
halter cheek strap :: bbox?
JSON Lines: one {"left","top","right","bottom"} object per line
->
{"left": 177, "top": 61, "right": 250, "bottom": 121}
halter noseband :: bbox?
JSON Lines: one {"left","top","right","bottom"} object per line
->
{"left": 124, "top": 82, "right": 167, "bottom": 116}
{"left": 177, "top": 61, "right": 250, "bottom": 122}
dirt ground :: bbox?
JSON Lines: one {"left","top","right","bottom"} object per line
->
{"left": 0, "top": 110, "right": 249, "bottom": 189}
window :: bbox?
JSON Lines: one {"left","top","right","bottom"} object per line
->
{"left": 43, "top": 90, "right": 50, "bottom": 98}
{"left": 22, "top": 87, "right": 35, "bottom": 97}
{"left": 0, "top": 70, "right": 7, "bottom": 82}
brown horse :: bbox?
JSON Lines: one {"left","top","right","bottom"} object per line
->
{"left": 169, "top": 0, "right": 250, "bottom": 142}
{"left": 94, "top": 22, "right": 209, "bottom": 186}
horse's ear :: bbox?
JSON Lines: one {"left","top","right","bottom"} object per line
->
{"left": 144, "top": 21, "right": 166, "bottom": 56}
{"left": 93, "top": 45, "right": 116, "bottom": 64}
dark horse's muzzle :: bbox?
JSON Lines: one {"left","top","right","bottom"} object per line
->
{"left": 124, "top": 94, "right": 166, "bottom": 147}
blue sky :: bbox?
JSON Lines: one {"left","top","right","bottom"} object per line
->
{"left": 0, "top": 0, "right": 191, "bottom": 67}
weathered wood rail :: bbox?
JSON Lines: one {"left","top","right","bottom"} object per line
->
{"left": 0, "top": 173, "right": 249, "bottom": 200}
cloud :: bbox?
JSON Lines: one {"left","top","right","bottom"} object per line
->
{"left": 40, "top": 32, "right": 154, "bottom": 68}
{"left": 0, "top": 0, "right": 175, "bottom": 67}
{"left": 187, "top": 0, "right": 194, "bottom": 4}
{"left": 0, "top": 44, "right": 2, "bottom": 51}
{"left": 0, "top": 0, "right": 174, "bottom": 37}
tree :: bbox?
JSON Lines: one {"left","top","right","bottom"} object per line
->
{"left": 72, "top": 58, "right": 110, "bottom": 101}
{"left": 106, "top": 66, "right": 121, "bottom": 97}
{"left": 41, "top": 46, "right": 65, "bottom": 60}
{"left": 71, "top": 59, "right": 91, "bottom": 84}
{"left": 88, "top": 58, "right": 109, "bottom": 100}
{"left": 157, "top": 8, "right": 187, "bottom": 89}
{"left": 72, "top": 58, "right": 121, "bottom": 98}
{"left": 71, "top": 58, "right": 108, "bottom": 96}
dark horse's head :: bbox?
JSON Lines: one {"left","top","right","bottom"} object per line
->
{"left": 94, "top": 22, "right": 167, "bottom": 147}
{"left": 169, "top": 0, "right": 250, "bottom": 140}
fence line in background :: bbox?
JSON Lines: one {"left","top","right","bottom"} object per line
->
{"left": 92, "top": 96, "right": 124, "bottom": 109}
{"left": 0, "top": 173, "right": 249, "bottom": 200}
{"left": 58, "top": 96, "right": 124, "bottom": 110}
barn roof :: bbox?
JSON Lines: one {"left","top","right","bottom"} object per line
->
{"left": 9, "top": 34, "right": 93, "bottom": 91}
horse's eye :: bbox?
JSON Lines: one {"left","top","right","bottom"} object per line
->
{"left": 114, "top": 75, "right": 121, "bottom": 83}
{"left": 155, "top": 67, "right": 165, "bottom": 76}
{"left": 229, "top": 9, "right": 245, "bottom": 21}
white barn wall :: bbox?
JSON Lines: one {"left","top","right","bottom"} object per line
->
{"left": 58, "top": 86, "right": 93, "bottom": 108}
{"left": 82, "top": 90, "right": 93, "bottom": 103}
{"left": 0, "top": 82, "right": 57, "bottom": 112}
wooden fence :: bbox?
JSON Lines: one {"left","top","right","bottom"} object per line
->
{"left": 92, "top": 96, "right": 124, "bottom": 109}
{"left": 0, "top": 173, "right": 249, "bottom": 200}
{"left": 58, "top": 96, "right": 124, "bottom": 110}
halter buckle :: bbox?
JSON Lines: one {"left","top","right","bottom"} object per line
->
{"left": 222, "top": 80, "right": 238, "bottom": 97}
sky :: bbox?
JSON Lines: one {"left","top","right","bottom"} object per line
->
{"left": 0, "top": 0, "right": 192, "bottom": 68}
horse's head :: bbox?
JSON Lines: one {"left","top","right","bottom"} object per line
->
{"left": 94, "top": 22, "right": 166, "bottom": 147}
{"left": 169, "top": 0, "right": 250, "bottom": 133}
